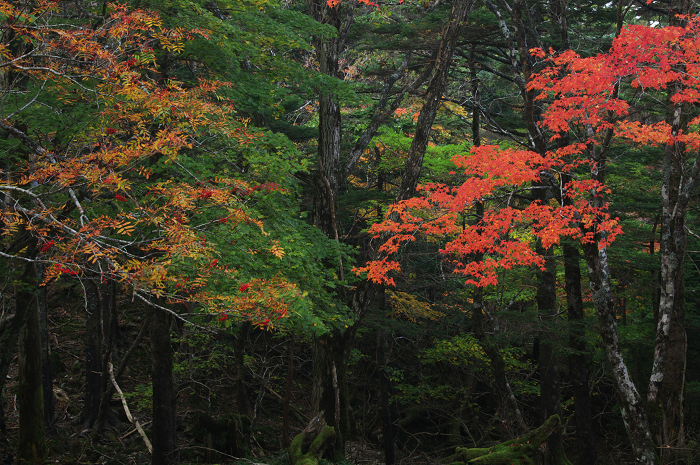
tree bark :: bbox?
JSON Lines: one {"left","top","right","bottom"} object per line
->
{"left": 80, "top": 280, "right": 102, "bottom": 427}
{"left": 563, "top": 241, "right": 596, "bottom": 465}
{"left": 536, "top": 241, "right": 565, "bottom": 465}
{"left": 17, "top": 261, "right": 47, "bottom": 464}
{"left": 647, "top": 19, "right": 694, "bottom": 454}
{"left": 151, "top": 308, "right": 178, "bottom": 465}
{"left": 36, "top": 261, "right": 54, "bottom": 430}
{"left": 235, "top": 321, "right": 252, "bottom": 457}
{"left": 396, "top": 0, "right": 475, "bottom": 201}
{"left": 581, "top": 240, "right": 655, "bottom": 464}
{"left": 311, "top": 330, "right": 352, "bottom": 460}
{"left": 377, "top": 324, "right": 396, "bottom": 465}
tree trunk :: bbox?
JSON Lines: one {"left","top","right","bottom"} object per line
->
{"left": 283, "top": 333, "right": 295, "bottom": 449}
{"left": 151, "top": 308, "right": 178, "bottom": 465}
{"left": 81, "top": 280, "right": 102, "bottom": 427}
{"left": 536, "top": 242, "right": 565, "bottom": 465}
{"left": 235, "top": 321, "right": 252, "bottom": 457}
{"left": 647, "top": 20, "right": 694, "bottom": 454}
{"left": 396, "top": 0, "right": 475, "bottom": 201}
{"left": 471, "top": 284, "right": 526, "bottom": 435}
{"left": 581, "top": 241, "right": 655, "bottom": 464}
{"left": 563, "top": 241, "right": 596, "bottom": 465}
{"left": 36, "top": 261, "right": 54, "bottom": 430}
{"left": 92, "top": 314, "right": 150, "bottom": 438}
{"left": 311, "top": 330, "right": 352, "bottom": 460}
{"left": 0, "top": 298, "right": 27, "bottom": 434}
{"left": 17, "top": 262, "right": 47, "bottom": 464}
{"left": 377, "top": 324, "right": 396, "bottom": 465}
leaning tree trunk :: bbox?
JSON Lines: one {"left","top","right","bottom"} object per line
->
{"left": 396, "top": 0, "right": 475, "bottom": 201}
{"left": 17, "top": 260, "right": 47, "bottom": 464}
{"left": 151, "top": 308, "right": 178, "bottom": 465}
{"left": 581, "top": 241, "right": 655, "bottom": 464}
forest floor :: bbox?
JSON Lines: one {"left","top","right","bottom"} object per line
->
{"left": 0, "top": 287, "right": 396, "bottom": 465}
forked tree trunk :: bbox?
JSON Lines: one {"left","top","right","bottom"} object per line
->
{"left": 311, "top": 330, "right": 352, "bottom": 460}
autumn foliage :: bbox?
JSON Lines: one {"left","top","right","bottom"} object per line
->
{"left": 360, "top": 16, "right": 700, "bottom": 288}
{"left": 0, "top": 1, "right": 294, "bottom": 327}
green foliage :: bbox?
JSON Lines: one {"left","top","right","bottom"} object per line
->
{"left": 122, "top": 384, "right": 153, "bottom": 413}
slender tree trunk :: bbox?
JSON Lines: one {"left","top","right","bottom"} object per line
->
{"left": 0, "top": 296, "right": 27, "bottom": 434}
{"left": 581, "top": 241, "right": 655, "bottom": 464}
{"left": 235, "top": 321, "right": 252, "bottom": 457}
{"left": 563, "top": 241, "right": 596, "bottom": 465}
{"left": 536, "top": 242, "right": 566, "bottom": 465}
{"left": 36, "top": 261, "right": 54, "bottom": 430}
{"left": 377, "top": 304, "right": 396, "bottom": 465}
{"left": 92, "top": 314, "right": 150, "bottom": 437}
{"left": 283, "top": 333, "right": 295, "bottom": 449}
{"left": 81, "top": 280, "right": 102, "bottom": 427}
{"left": 151, "top": 309, "right": 178, "bottom": 465}
{"left": 647, "top": 20, "right": 693, "bottom": 454}
{"left": 17, "top": 261, "right": 47, "bottom": 464}
{"left": 396, "top": 0, "right": 475, "bottom": 201}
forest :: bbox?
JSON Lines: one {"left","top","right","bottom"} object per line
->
{"left": 1, "top": 0, "right": 699, "bottom": 464}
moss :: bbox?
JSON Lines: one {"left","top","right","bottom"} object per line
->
{"left": 289, "top": 425, "right": 336, "bottom": 465}
{"left": 452, "top": 415, "right": 571, "bottom": 465}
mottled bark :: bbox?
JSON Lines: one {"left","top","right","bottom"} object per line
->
{"left": 581, "top": 241, "right": 655, "bottom": 464}
{"left": 151, "top": 309, "right": 178, "bottom": 465}
{"left": 647, "top": 24, "right": 695, "bottom": 454}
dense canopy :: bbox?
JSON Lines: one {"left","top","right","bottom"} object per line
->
{"left": 1, "top": 0, "right": 699, "bottom": 464}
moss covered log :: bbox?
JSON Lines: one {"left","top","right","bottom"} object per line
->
{"left": 289, "top": 413, "right": 336, "bottom": 465}
{"left": 450, "top": 415, "right": 571, "bottom": 465}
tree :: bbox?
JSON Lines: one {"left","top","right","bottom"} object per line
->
{"left": 0, "top": 2, "right": 298, "bottom": 462}
{"left": 362, "top": 13, "right": 700, "bottom": 463}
